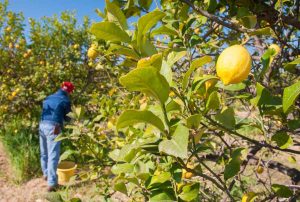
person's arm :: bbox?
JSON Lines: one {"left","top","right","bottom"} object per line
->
{"left": 64, "top": 101, "right": 72, "bottom": 122}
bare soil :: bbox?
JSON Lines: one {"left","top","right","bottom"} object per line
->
{"left": 0, "top": 142, "right": 129, "bottom": 202}
{"left": 0, "top": 142, "right": 47, "bottom": 202}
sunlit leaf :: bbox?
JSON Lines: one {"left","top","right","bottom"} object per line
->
{"left": 271, "top": 132, "right": 293, "bottom": 149}
{"left": 159, "top": 124, "right": 189, "bottom": 159}
{"left": 119, "top": 66, "right": 170, "bottom": 103}
{"left": 117, "top": 110, "right": 165, "bottom": 133}
{"left": 215, "top": 107, "right": 236, "bottom": 130}
{"left": 106, "top": 0, "right": 128, "bottom": 30}
{"left": 91, "top": 22, "right": 131, "bottom": 43}
{"left": 182, "top": 56, "right": 212, "bottom": 90}
{"left": 283, "top": 80, "right": 300, "bottom": 113}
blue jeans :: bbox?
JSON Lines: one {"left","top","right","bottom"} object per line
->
{"left": 39, "top": 121, "right": 61, "bottom": 186}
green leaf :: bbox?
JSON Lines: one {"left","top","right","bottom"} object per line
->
{"left": 271, "top": 132, "right": 293, "bottom": 149}
{"left": 117, "top": 110, "right": 165, "bottom": 133}
{"left": 108, "top": 44, "right": 140, "bottom": 59}
{"left": 139, "top": 0, "right": 153, "bottom": 10}
{"left": 182, "top": 56, "right": 212, "bottom": 90}
{"left": 166, "top": 100, "right": 182, "bottom": 112}
{"left": 151, "top": 25, "right": 177, "bottom": 37}
{"left": 215, "top": 107, "right": 236, "bottom": 130}
{"left": 186, "top": 114, "right": 202, "bottom": 129}
{"left": 111, "top": 163, "right": 134, "bottom": 175}
{"left": 137, "top": 53, "right": 162, "bottom": 70}
{"left": 141, "top": 36, "right": 157, "bottom": 56}
{"left": 137, "top": 10, "right": 165, "bottom": 53}
{"left": 178, "top": 4, "right": 190, "bottom": 21}
{"left": 70, "top": 198, "right": 82, "bottom": 202}
{"left": 91, "top": 22, "right": 131, "bottom": 43}
{"left": 271, "top": 184, "right": 293, "bottom": 198}
{"left": 287, "top": 119, "right": 300, "bottom": 130}
{"left": 95, "top": 8, "right": 106, "bottom": 18}
{"left": 124, "top": 6, "right": 141, "bottom": 18}
{"left": 216, "top": 82, "right": 246, "bottom": 91}
{"left": 237, "top": 7, "right": 251, "bottom": 18}
{"left": 178, "top": 183, "right": 200, "bottom": 201}
{"left": 249, "top": 27, "right": 276, "bottom": 37}
{"left": 148, "top": 172, "right": 171, "bottom": 188}
{"left": 159, "top": 124, "right": 189, "bottom": 159}
{"left": 224, "top": 158, "right": 240, "bottom": 181}
{"left": 161, "top": 50, "right": 187, "bottom": 85}
{"left": 283, "top": 80, "right": 300, "bottom": 113}
{"left": 224, "top": 148, "right": 243, "bottom": 180}
{"left": 45, "top": 192, "right": 64, "bottom": 202}
{"left": 114, "top": 182, "right": 128, "bottom": 195}
{"left": 106, "top": 0, "right": 128, "bottom": 30}
{"left": 251, "top": 83, "right": 281, "bottom": 107}
{"left": 170, "top": 164, "right": 182, "bottom": 183}
{"left": 150, "top": 189, "right": 176, "bottom": 202}
{"left": 284, "top": 57, "right": 300, "bottom": 74}
{"left": 206, "top": 0, "right": 218, "bottom": 13}
{"left": 54, "top": 134, "right": 68, "bottom": 142}
{"left": 192, "top": 75, "right": 219, "bottom": 92}
{"left": 206, "top": 91, "right": 220, "bottom": 112}
{"left": 109, "top": 144, "right": 140, "bottom": 163}
{"left": 258, "top": 48, "right": 277, "bottom": 80}
{"left": 240, "top": 15, "right": 257, "bottom": 29}
{"left": 119, "top": 66, "right": 170, "bottom": 103}
{"left": 59, "top": 149, "right": 78, "bottom": 162}
{"left": 108, "top": 149, "right": 121, "bottom": 162}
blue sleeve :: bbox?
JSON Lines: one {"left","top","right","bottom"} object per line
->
{"left": 64, "top": 101, "right": 71, "bottom": 122}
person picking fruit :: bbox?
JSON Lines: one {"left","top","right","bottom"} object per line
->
{"left": 39, "top": 82, "right": 74, "bottom": 192}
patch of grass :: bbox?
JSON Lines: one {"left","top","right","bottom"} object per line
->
{"left": 0, "top": 117, "right": 41, "bottom": 182}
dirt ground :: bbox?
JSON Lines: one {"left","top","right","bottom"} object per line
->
{"left": 0, "top": 142, "right": 47, "bottom": 202}
{"left": 0, "top": 142, "right": 129, "bottom": 202}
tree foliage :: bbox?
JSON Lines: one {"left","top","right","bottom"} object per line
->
{"left": 0, "top": 0, "right": 299, "bottom": 201}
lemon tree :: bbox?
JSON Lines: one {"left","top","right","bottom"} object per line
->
{"left": 88, "top": 0, "right": 300, "bottom": 201}
{"left": 0, "top": 0, "right": 299, "bottom": 201}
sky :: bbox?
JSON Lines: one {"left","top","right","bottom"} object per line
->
{"left": 6, "top": 0, "right": 106, "bottom": 26}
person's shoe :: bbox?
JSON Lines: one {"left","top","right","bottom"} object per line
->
{"left": 43, "top": 176, "right": 47, "bottom": 181}
{"left": 47, "top": 185, "right": 58, "bottom": 192}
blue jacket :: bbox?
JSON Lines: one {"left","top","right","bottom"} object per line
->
{"left": 41, "top": 89, "right": 71, "bottom": 126}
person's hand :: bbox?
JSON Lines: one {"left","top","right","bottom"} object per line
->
{"left": 54, "top": 125, "right": 60, "bottom": 135}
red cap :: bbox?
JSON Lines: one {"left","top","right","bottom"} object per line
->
{"left": 61, "top": 82, "right": 75, "bottom": 93}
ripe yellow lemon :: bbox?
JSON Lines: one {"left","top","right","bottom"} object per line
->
{"left": 183, "top": 171, "right": 193, "bottom": 179}
{"left": 23, "top": 53, "right": 29, "bottom": 58}
{"left": 241, "top": 192, "right": 256, "bottom": 202}
{"left": 269, "top": 44, "right": 281, "bottom": 55}
{"left": 216, "top": 45, "right": 251, "bottom": 85}
{"left": 6, "top": 26, "right": 12, "bottom": 32}
{"left": 73, "top": 44, "right": 80, "bottom": 49}
{"left": 107, "top": 121, "right": 114, "bottom": 129}
{"left": 11, "top": 91, "right": 17, "bottom": 97}
{"left": 182, "top": 163, "right": 194, "bottom": 179}
{"left": 256, "top": 166, "right": 264, "bottom": 174}
{"left": 194, "top": 28, "right": 200, "bottom": 34}
{"left": 87, "top": 47, "right": 98, "bottom": 59}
